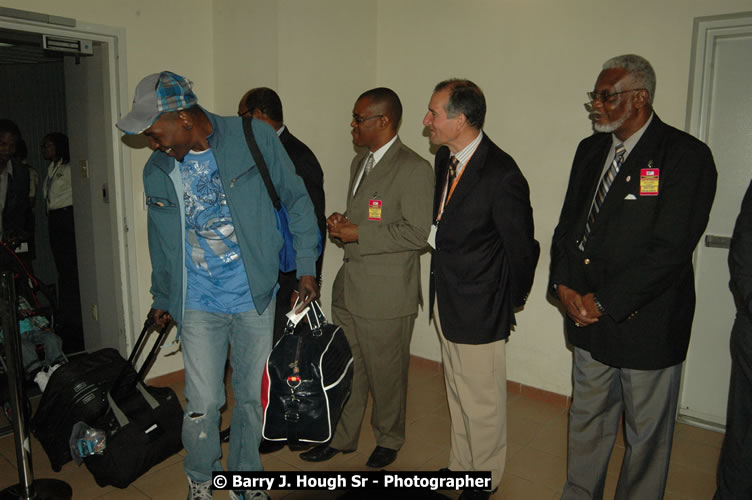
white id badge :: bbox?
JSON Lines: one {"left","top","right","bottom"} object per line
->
{"left": 428, "top": 223, "right": 438, "bottom": 249}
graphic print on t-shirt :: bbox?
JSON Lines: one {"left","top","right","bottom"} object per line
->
{"left": 180, "top": 149, "right": 254, "bottom": 313}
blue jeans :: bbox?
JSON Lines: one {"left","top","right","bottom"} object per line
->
{"left": 181, "top": 306, "right": 274, "bottom": 482}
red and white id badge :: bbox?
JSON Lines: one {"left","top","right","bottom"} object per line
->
{"left": 640, "top": 168, "right": 659, "bottom": 196}
{"left": 368, "top": 199, "right": 382, "bottom": 220}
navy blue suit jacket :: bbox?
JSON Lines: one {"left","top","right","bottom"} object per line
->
{"left": 430, "top": 134, "right": 539, "bottom": 345}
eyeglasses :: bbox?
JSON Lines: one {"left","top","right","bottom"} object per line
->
{"left": 238, "top": 110, "right": 252, "bottom": 118}
{"left": 352, "top": 114, "right": 383, "bottom": 124}
{"left": 586, "top": 88, "right": 646, "bottom": 104}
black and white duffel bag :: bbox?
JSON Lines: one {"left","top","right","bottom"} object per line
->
{"left": 261, "top": 300, "right": 353, "bottom": 445}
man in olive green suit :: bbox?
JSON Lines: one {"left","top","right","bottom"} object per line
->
{"left": 301, "top": 87, "right": 434, "bottom": 468}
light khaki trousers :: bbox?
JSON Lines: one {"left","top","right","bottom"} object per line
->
{"left": 434, "top": 301, "right": 507, "bottom": 490}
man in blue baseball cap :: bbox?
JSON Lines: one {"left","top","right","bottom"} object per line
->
{"left": 117, "top": 71, "right": 320, "bottom": 500}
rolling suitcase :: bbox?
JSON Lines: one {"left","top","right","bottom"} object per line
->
{"left": 82, "top": 376, "right": 183, "bottom": 488}
{"left": 30, "top": 318, "right": 181, "bottom": 479}
{"left": 30, "top": 348, "right": 136, "bottom": 471}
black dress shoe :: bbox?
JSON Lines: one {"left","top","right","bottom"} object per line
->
{"left": 365, "top": 446, "right": 398, "bottom": 468}
{"left": 300, "top": 444, "right": 352, "bottom": 462}
{"left": 258, "top": 439, "right": 284, "bottom": 454}
{"left": 458, "top": 487, "right": 498, "bottom": 500}
{"left": 288, "top": 442, "right": 313, "bottom": 452}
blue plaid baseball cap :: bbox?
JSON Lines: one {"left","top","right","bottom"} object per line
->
{"left": 116, "top": 71, "right": 198, "bottom": 134}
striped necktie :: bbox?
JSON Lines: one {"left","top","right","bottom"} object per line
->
{"left": 354, "top": 153, "right": 374, "bottom": 196}
{"left": 579, "top": 143, "right": 626, "bottom": 251}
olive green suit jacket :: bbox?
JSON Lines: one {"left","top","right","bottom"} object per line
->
{"left": 332, "top": 137, "right": 434, "bottom": 319}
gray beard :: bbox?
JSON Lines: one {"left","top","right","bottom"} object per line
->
{"left": 593, "top": 98, "right": 633, "bottom": 133}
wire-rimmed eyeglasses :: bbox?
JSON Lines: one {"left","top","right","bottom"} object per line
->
{"left": 586, "top": 88, "right": 646, "bottom": 104}
{"left": 352, "top": 114, "right": 384, "bottom": 124}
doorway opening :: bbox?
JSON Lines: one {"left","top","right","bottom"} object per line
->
{"left": 0, "top": 10, "right": 138, "bottom": 357}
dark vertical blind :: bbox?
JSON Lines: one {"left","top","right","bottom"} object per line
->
{"left": 0, "top": 60, "right": 67, "bottom": 286}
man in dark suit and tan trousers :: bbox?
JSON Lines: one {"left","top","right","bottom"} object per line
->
{"left": 424, "top": 79, "right": 539, "bottom": 500}
{"left": 549, "top": 54, "right": 717, "bottom": 499}
{"left": 300, "top": 87, "right": 434, "bottom": 468}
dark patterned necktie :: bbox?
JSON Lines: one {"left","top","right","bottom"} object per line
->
{"left": 448, "top": 156, "right": 459, "bottom": 185}
{"left": 441, "top": 156, "right": 460, "bottom": 210}
{"left": 579, "top": 143, "right": 626, "bottom": 251}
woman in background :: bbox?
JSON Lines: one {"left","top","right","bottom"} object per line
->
{"left": 42, "top": 132, "right": 83, "bottom": 352}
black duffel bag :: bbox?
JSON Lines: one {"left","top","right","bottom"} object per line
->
{"left": 31, "top": 348, "right": 138, "bottom": 471}
{"left": 261, "top": 301, "right": 353, "bottom": 445}
{"left": 83, "top": 381, "right": 183, "bottom": 488}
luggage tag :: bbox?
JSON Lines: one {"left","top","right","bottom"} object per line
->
{"left": 286, "top": 297, "right": 310, "bottom": 326}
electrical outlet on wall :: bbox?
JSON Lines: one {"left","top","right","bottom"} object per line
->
{"left": 91, "top": 303, "right": 98, "bottom": 321}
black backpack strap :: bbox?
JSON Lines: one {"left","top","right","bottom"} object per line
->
{"left": 241, "top": 116, "right": 281, "bottom": 211}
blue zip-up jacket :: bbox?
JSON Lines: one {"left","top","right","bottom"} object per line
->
{"left": 143, "top": 109, "right": 319, "bottom": 331}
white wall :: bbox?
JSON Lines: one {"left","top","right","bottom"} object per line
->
{"left": 213, "top": 0, "right": 278, "bottom": 112}
{"left": 3, "top": 0, "right": 750, "bottom": 394}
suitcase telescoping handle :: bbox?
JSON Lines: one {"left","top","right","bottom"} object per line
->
{"left": 127, "top": 315, "right": 173, "bottom": 382}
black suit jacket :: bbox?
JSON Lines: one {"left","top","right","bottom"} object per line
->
{"left": 549, "top": 114, "right": 717, "bottom": 369}
{"left": 279, "top": 126, "right": 326, "bottom": 277}
{"left": 430, "top": 134, "right": 539, "bottom": 345}
{"left": 730, "top": 179, "right": 752, "bottom": 318}
{"left": 2, "top": 158, "right": 32, "bottom": 242}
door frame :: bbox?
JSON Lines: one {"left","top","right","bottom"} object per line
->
{"left": 0, "top": 11, "right": 139, "bottom": 355}
{"left": 679, "top": 10, "right": 752, "bottom": 430}
{"left": 685, "top": 11, "right": 752, "bottom": 139}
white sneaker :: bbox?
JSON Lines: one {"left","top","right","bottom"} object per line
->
{"left": 187, "top": 477, "right": 212, "bottom": 500}
{"left": 229, "top": 490, "right": 270, "bottom": 500}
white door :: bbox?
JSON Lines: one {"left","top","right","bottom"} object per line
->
{"left": 679, "top": 14, "right": 752, "bottom": 428}
{"left": 63, "top": 45, "right": 122, "bottom": 352}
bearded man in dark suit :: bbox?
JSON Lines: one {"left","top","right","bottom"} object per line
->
{"left": 549, "top": 54, "right": 717, "bottom": 499}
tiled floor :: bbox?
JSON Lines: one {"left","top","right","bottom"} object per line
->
{"left": 0, "top": 358, "right": 723, "bottom": 499}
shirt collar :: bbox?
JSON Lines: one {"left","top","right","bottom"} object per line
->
{"left": 613, "top": 112, "right": 654, "bottom": 161}
{"left": 452, "top": 130, "right": 483, "bottom": 174}
{"left": 369, "top": 134, "right": 399, "bottom": 167}
{"left": 2, "top": 160, "right": 13, "bottom": 176}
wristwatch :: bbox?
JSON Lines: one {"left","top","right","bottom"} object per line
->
{"left": 593, "top": 295, "right": 606, "bottom": 313}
